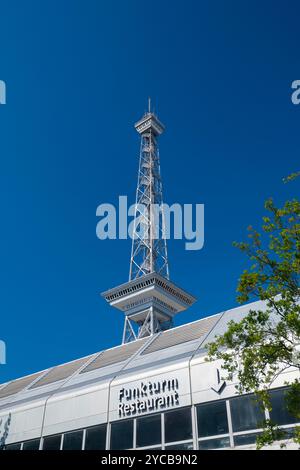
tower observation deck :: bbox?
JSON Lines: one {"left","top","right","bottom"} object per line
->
{"left": 102, "top": 102, "right": 196, "bottom": 343}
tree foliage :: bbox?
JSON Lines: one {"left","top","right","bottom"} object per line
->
{"left": 207, "top": 175, "right": 300, "bottom": 448}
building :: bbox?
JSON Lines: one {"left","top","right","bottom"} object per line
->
{"left": 0, "top": 107, "right": 298, "bottom": 450}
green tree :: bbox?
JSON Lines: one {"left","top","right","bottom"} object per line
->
{"left": 207, "top": 175, "right": 300, "bottom": 449}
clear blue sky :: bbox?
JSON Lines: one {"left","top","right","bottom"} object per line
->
{"left": 0, "top": 0, "right": 299, "bottom": 382}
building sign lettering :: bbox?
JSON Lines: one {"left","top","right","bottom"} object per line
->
{"left": 118, "top": 378, "right": 179, "bottom": 417}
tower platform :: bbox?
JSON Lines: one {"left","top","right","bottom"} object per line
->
{"left": 101, "top": 273, "right": 196, "bottom": 343}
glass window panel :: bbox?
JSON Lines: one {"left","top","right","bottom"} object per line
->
{"left": 230, "top": 395, "right": 265, "bottom": 432}
{"left": 166, "top": 441, "right": 194, "bottom": 450}
{"left": 85, "top": 424, "right": 107, "bottom": 450}
{"left": 110, "top": 419, "right": 133, "bottom": 450}
{"left": 281, "top": 427, "right": 297, "bottom": 439}
{"left": 276, "top": 427, "right": 296, "bottom": 440}
{"left": 198, "top": 437, "right": 230, "bottom": 449}
{"left": 234, "top": 433, "right": 259, "bottom": 447}
{"left": 42, "top": 434, "right": 62, "bottom": 450}
{"left": 164, "top": 408, "right": 192, "bottom": 443}
{"left": 138, "top": 446, "right": 162, "bottom": 450}
{"left": 5, "top": 443, "right": 21, "bottom": 450}
{"left": 62, "top": 430, "right": 83, "bottom": 450}
{"left": 136, "top": 414, "right": 161, "bottom": 448}
{"left": 23, "top": 439, "right": 40, "bottom": 450}
{"left": 269, "top": 389, "right": 298, "bottom": 426}
{"left": 197, "top": 401, "right": 228, "bottom": 437}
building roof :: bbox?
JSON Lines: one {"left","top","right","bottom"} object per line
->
{"left": 0, "top": 299, "right": 269, "bottom": 410}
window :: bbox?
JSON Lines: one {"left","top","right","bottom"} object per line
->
{"left": 230, "top": 395, "right": 265, "bottom": 432}
{"left": 85, "top": 424, "right": 107, "bottom": 450}
{"left": 62, "top": 430, "right": 83, "bottom": 450}
{"left": 269, "top": 389, "right": 298, "bottom": 426}
{"left": 110, "top": 419, "right": 133, "bottom": 450}
{"left": 234, "top": 433, "right": 259, "bottom": 447}
{"left": 23, "top": 439, "right": 40, "bottom": 450}
{"left": 4, "top": 442, "right": 21, "bottom": 450}
{"left": 276, "top": 427, "right": 296, "bottom": 440}
{"left": 164, "top": 408, "right": 192, "bottom": 443}
{"left": 136, "top": 414, "right": 161, "bottom": 448}
{"left": 42, "top": 434, "right": 62, "bottom": 450}
{"left": 197, "top": 401, "right": 228, "bottom": 437}
{"left": 166, "top": 442, "right": 194, "bottom": 450}
{"left": 198, "top": 437, "right": 230, "bottom": 449}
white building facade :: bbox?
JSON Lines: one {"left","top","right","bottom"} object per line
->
{"left": 0, "top": 300, "right": 299, "bottom": 451}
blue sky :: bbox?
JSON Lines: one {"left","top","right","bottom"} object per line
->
{"left": 0, "top": 0, "right": 299, "bottom": 382}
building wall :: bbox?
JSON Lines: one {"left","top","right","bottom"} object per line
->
{"left": 0, "top": 347, "right": 299, "bottom": 450}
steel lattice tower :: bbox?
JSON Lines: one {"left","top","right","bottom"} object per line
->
{"left": 102, "top": 102, "right": 196, "bottom": 343}
{"left": 129, "top": 101, "right": 169, "bottom": 281}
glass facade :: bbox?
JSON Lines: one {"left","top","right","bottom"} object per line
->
{"left": 110, "top": 419, "right": 133, "bottom": 450}
{"left": 269, "top": 388, "right": 298, "bottom": 425}
{"left": 233, "top": 433, "right": 260, "bottom": 447}
{"left": 4, "top": 442, "right": 22, "bottom": 450}
{"left": 198, "top": 437, "right": 230, "bottom": 449}
{"left": 136, "top": 414, "right": 161, "bottom": 448}
{"left": 62, "top": 430, "right": 83, "bottom": 450}
{"left": 85, "top": 424, "right": 106, "bottom": 450}
{"left": 22, "top": 439, "right": 40, "bottom": 450}
{"left": 166, "top": 442, "right": 194, "bottom": 450}
{"left": 230, "top": 395, "right": 265, "bottom": 432}
{"left": 1, "top": 388, "right": 299, "bottom": 450}
{"left": 164, "top": 408, "right": 193, "bottom": 444}
{"left": 197, "top": 400, "right": 228, "bottom": 437}
{"left": 42, "top": 434, "right": 62, "bottom": 450}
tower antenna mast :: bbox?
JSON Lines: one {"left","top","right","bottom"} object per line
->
{"left": 129, "top": 100, "right": 169, "bottom": 281}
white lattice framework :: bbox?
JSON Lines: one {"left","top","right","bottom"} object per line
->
{"left": 129, "top": 108, "right": 169, "bottom": 282}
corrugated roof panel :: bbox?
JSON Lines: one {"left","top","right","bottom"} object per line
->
{"left": 29, "top": 356, "right": 93, "bottom": 389}
{"left": 199, "top": 301, "right": 269, "bottom": 351}
{"left": 141, "top": 314, "right": 222, "bottom": 355}
{"left": 0, "top": 372, "right": 44, "bottom": 399}
{"left": 80, "top": 338, "right": 148, "bottom": 374}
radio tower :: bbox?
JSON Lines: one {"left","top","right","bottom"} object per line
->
{"left": 102, "top": 102, "right": 196, "bottom": 343}
{"left": 129, "top": 98, "right": 169, "bottom": 281}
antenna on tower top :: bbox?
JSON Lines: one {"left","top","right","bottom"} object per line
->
{"left": 148, "top": 97, "right": 151, "bottom": 113}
